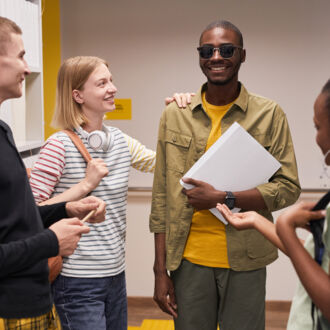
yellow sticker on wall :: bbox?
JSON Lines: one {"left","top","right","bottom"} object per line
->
{"left": 104, "top": 99, "right": 132, "bottom": 120}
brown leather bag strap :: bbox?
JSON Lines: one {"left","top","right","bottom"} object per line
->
{"left": 62, "top": 129, "right": 92, "bottom": 162}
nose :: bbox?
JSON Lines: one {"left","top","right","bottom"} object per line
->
{"left": 211, "top": 48, "right": 222, "bottom": 60}
{"left": 24, "top": 59, "right": 31, "bottom": 76}
{"left": 108, "top": 81, "right": 118, "bottom": 94}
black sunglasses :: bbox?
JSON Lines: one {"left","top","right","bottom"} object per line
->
{"left": 197, "top": 44, "right": 242, "bottom": 59}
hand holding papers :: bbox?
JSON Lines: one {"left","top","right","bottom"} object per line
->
{"left": 180, "top": 122, "right": 281, "bottom": 224}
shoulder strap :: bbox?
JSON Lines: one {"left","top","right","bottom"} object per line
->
{"left": 62, "top": 129, "right": 92, "bottom": 162}
{"left": 26, "top": 130, "right": 92, "bottom": 179}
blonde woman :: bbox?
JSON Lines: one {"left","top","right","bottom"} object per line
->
{"left": 29, "top": 56, "right": 156, "bottom": 330}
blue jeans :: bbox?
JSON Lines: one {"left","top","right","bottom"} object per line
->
{"left": 52, "top": 272, "right": 127, "bottom": 330}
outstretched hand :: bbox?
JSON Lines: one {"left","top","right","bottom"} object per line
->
{"left": 165, "top": 92, "right": 195, "bottom": 108}
{"left": 217, "top": 203, "right": 261, "bottom": 230}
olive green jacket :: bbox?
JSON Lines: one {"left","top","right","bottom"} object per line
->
{"left": 150, "top": 83, "right": 301, "bottom": 271}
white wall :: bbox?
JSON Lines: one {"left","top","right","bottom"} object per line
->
{"left": 59, "top": 0, "right": 330, "bottom": 300}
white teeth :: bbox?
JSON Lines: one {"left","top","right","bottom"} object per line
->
{"left": 210, "top": 67, "right": 225, "bottom": 71}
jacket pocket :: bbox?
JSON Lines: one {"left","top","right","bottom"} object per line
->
{"left": 245, "top": 229, "right": 276, "bottom": 259}
{"left": 165, "top": 129, "right": 192, "bottom": 173}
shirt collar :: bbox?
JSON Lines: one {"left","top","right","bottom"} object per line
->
{"left": 190, "top": 82, "right": 249, "bottom": 113}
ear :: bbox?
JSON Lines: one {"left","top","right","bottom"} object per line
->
{"left": 240, "top": 49, "right": 246, "bottom": 63}
{"left": 72, "top": 89, "right": 84, "bottom": 104}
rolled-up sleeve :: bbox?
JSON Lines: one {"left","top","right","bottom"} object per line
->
{"left": 257, "top": 105, "right": 301, "bottom": 211}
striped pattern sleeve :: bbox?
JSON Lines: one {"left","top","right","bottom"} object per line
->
{"left": 123, "top": 134, "right": 156, "bottom": 173}
{"left": 29, "top": 138, "right": 66, "bottom": 203}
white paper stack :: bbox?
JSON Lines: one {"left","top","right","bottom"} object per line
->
{"left": 180, "top": 122, "right": 281, "bottom": 224}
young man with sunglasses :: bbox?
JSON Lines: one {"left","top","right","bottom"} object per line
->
{"left": 150, "top": 20, "right": 301, "bottom": 330}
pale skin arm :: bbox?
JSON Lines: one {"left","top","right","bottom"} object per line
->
{"left": 153, "top": 233, "right": 178, "bottom": 318}
{"left": 39, "top": 158, "right": 108, "bottom": 205}
{"left": 276, "top": 202, "right": 330, "bottom": 321}
{"left": 183, "top": 178, "right": 267, "bottom": 211}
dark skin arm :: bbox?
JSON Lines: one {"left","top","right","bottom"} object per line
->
{"left": 182, "top": 178, "right": 267, "bottom": 211}
{"left": 276, "top": 203, "right": 330, "bottom": 321}
{"left": 153, "top": 233, "right": 178, "bottom": 318}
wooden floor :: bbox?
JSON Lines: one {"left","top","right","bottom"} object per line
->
{"left": 128, "top": 297, "right": 291, "bottom": 330}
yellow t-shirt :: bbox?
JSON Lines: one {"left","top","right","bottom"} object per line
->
{"left": 183, "top": 93, "right": 235, "bottom": 268}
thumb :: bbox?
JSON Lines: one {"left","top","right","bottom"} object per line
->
{"left": 182, "top": 177, "right": 197, "bottom": 185}
{"left": 77, "top": 224, "right": 90, "bottom": 234}
{"left": 65, "top": 217, "right": 83, "bottom": 226}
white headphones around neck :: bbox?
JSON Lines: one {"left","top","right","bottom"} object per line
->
{"left": 78, "top": 125, "right": 114, "bottom": 152}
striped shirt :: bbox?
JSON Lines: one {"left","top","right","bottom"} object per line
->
{"left": 30, "top": 126, "right": 155, "bottom": 277}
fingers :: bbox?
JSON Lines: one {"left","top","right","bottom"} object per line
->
{"left": 65, "top": 218, "right": 90, "bottom": 234}
{"left": 217, "top": 203, "right": 231, "bottom": 218}
{"left": 173, "top": 93, "right": 183, "bottom": 108}
{"left": 168, "top": 288, "right": 178, "bottom": 318}
{"left": 76, "top": 224, "right": 90, "bottom": 234}
{"left": 165, "top": 93, "right": 194, "bottom": 108}
{"left": 165, "top": 97, "right": 175, "bottom": 106}
{"left": 94, "top": 200, "right": 107, "bottom": 218}
{"left": 81, "top": 196, "right": 107, "bottom": 222}
{"left": 154, "top": 295, "right": 178, "bottom": 318}
{"left": 297, "top": 201, "right": 317, "bottom": 210}
{"left": 64, "top": 217, "right": 84, "bottom": 226}
{"left": 308, "top": 209, "right": 326, "bottom": 220}
{"left": 88, "top": 159, "right": 109, "bottom": 176}
{"left": 181, "top": 177, "right": 196, "bottom": 185}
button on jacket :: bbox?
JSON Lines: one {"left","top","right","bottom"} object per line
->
{"left": 150, "top": 83, "right": 301, "bottom": 272}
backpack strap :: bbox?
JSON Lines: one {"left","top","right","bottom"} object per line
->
{"left": 62, "top": 129, "right": 92, "bottom": 163}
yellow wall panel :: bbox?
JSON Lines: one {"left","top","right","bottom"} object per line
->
{"left": 42, "top": 0, "right": 61, "bottom": 139}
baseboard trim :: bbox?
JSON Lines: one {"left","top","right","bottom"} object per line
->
{"left": 128, "top": 297, "right": 291, "bottom": 312}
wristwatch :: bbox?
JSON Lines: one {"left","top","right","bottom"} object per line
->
{"left": 224, "top": 191, "right": 236, "bottom": 210}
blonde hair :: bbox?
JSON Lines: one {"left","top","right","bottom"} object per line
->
{"left": 52, "top": 56, "right": 108, "bottom": 130}
{"left": 0, "top": 16, "right": 22, "bottom": 55}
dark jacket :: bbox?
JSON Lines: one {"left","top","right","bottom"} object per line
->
{"left": 0, "top": 120, "right": 67, "bottom": 318}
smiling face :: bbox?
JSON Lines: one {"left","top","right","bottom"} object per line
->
{"left": 72, "top": 63, "right": 117, "bottom": 118}
{"left": 199, "top": 27, "right": 245, "bottom": 86}
{"left": 313, "top": 92, "right": 330, "bottom": 165}
{"left": 0, "top": 33, "right": 30, "bottom": 104}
